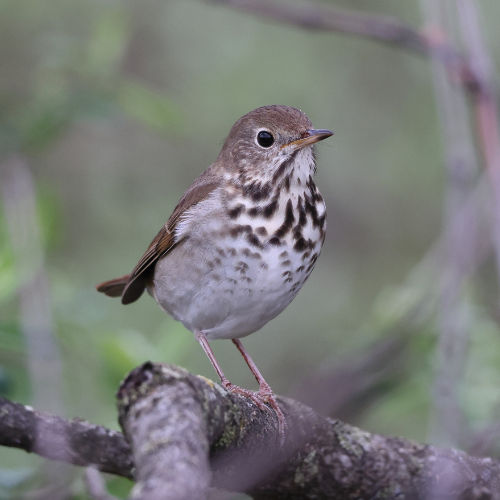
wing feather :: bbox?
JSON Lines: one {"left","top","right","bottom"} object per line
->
{"left": 119, "top": 175, "right": 220, "bottom": 304}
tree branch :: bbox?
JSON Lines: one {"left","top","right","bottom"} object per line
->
{"left": 117, "top": 363, "right": 500, "bottom": 499}
{"left": 2, "top": 362, "right": 500, "bottom": 498}
{"left": 209, "top": 0, "right": 429, "bottom": 53}
{"left": 0, "top": 396, "right": 133, "bottom": 479}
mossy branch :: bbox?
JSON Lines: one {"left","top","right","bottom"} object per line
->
{"left": 1, "top": 362, "right": 500, "bottom": 499}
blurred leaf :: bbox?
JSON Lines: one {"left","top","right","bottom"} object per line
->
{"left": 0, "top": 367, "right": 12, "bottom": 394}
{"left": 463, "top": 311, "right": 500, "bottom": 425}
{"left": 85, "top": 9, "right": 128, "bottom": 79}
{"left": 0, "top": 326, "right": 23, "bottom": 355}
{"left": 0, "top": 252, "right": 16, "bottom": 303}
{"left": 98, "top": 330, "right": 153, "bottom": 388}
{"left": 117, "top": 80, "right": 180, "bottom": 133}
{"left": 36, "top": 185, "right": 63, "bottom": 251}
{"left": 0, "top": 467, "right": 34, "bottom": 490}
{"left": 107, "top": 475, "right": 133, "bottom": 499}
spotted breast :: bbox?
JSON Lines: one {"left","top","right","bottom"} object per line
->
{"left": 151, "top": 144, "right": 326, "bottom": 340}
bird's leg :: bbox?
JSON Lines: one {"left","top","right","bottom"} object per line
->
{"left": 195, "top": 330, "right": 229, "bottom": 384}
{"left": 232, "top": 338, "right": 287, "bottom": 442}
{"left": 194, "top": 331, "right": 267, "bottom": 411}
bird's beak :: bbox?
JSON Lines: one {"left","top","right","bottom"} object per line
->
{"left": 283, "top": 129, "right": 334, "bottom": 149}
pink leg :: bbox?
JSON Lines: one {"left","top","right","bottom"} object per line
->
{"left": 195, "top": 330, "right": 229, "bottom": 385}
{"left": 195, "top": 331, "right": 267, "bottom": 411}
{"left": 232, "top": 339, "right": 273, "bottom": 396}
{"left": 232, "top": 339, "right": 287, "bottom": 443}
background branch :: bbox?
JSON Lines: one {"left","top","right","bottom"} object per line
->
{"left": 209, "top": 0, "right": 429, "bottom": 53}
{"left": 419, "top": 0, "right": 478, "bottom": 448}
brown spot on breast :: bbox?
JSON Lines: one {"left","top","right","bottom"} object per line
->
{"left": 247, "top": 195, "right": 278, "bottom": 219}
{"left": 297, "top": 196, "right": 307, "bottom": 226}
{"left": 230, "top": 225, "right": 251, "bottom": 238}
{"left": 248, "top": 251, "right": 262, "bottom": 259}
{"left": 307, "top": 176, "right": 323, "bottom": 203}
{"left": 274, "top": 199, "right": 295, "bottom": 239}
{"left": 243, "top": 181, "right": 271, "bottom": 202}
{"left": 256, "top": 226, "right": 268, "bottom": 236}
{"left": 263, "top": 198, "right": 279, "bottom": 218}
{"left": 272, "top": 150, "right": 299, "bottom": 183}
{"left": 279, "top": 251, "right": 288, "bottom": 258}
{"left": 281, "top": 259, "right": 291, "bottom": 267}
{"left": 246, "top": 232, "right": 263, "bottom": 248}
{"left": 268, "top": 237, "right": 282, "bottom": 246}
{"left": 283, "top": 175, "right": 290, "bottom": 192}
{"left": 228, "top": 204, "right": 245, "bottom": 219}
{"left": 294, "top": 238, "right": 307, "bottom": 252}
{"left": 304, "top": 196, "right": 320, "bottom": 227}
{"left": 293, "top": 226, "right": 303, "bottom": 242}
{"left": 235, "top": 261, "right": 249, "bottom": 273}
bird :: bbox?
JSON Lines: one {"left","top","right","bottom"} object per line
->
{"left": 96, "top": 105, "right": 332, "bottom": 441}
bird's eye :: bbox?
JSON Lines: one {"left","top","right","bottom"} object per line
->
{"left": 256, "top": 130, "right": 274, "bottom": 148}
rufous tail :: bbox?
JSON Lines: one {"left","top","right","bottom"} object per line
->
{"left": 96, "top": 274, "right": 130, "bottom": 297}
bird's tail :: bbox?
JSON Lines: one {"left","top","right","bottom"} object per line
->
{"left": 96, "top": 274, "right": 130, "bottom": 298}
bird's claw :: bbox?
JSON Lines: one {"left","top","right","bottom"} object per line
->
{"left": 222, "top": 381, "right": 287, "bottom": 445}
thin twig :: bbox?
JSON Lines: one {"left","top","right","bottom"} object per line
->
{"left": 0, "top": 155, "right": 63, "bottom": 414}
{"left": 419, "top": 0, "right": 478, "bottom": 448}
{"left": 0, "top": 155, "right": 69, "bottom": 497}
{"left": 457, "top": 0, "right": 500, "bottom": 287}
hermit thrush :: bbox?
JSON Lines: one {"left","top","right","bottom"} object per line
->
{"left": 96, "top": 105, "right": 332, "bottom": 441}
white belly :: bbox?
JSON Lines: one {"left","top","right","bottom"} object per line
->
{"left": 151, "top": 235, "right": 318, "bottom": 340}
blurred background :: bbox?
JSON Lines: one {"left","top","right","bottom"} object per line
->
{"left": 2, "top": 0, "right": 500, "bottom": 498}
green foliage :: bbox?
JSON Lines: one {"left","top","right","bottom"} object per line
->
{"left": 117, "top": 81, "right": 180, "bottom": 133}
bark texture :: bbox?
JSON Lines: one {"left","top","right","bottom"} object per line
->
{"left": 1, "top": 363, "right": 500, "bottom": 499}
{"left": 117, "top": 362, "right": 500, "bottom": 500}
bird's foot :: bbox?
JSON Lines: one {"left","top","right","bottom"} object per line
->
{"left": 222, "top": 380, "right": 287, "bottom": 445}
{"left": 258, "top": 383, "right": 287, "bottom": 446}
{"left": 222, "top": 380, "right": 269, "bottom": 411}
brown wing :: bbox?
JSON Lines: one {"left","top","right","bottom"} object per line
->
{"left": 120, "top": 226, "right": 175, "bottom": 304}
{"left": 100, "top": 174, "right": 220, "bottom": 305}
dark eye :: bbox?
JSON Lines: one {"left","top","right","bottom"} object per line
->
{"left": 257, "top": 130, "right": 274, "bottom": 148}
